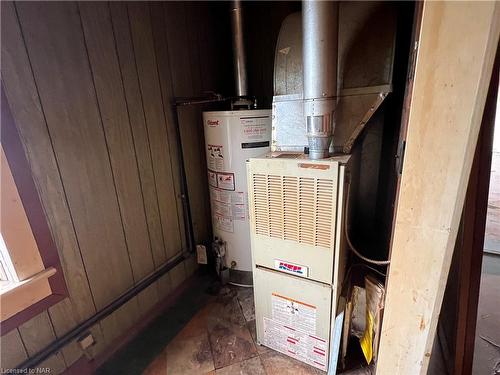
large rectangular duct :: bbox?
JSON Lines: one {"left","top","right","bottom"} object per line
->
{"left": 303, "top": 1, "right": 339, "bottom": 159}
{"left": 272, "top": 2, "right": 396, "bottom": 154}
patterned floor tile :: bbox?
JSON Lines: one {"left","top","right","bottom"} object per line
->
{"left": 175, "top": 303, "right": 213, "bottom": 340}
{"left": 246, "top": 320, "right": 269, "bottom": 354}
{"left": 207, "top": 317, "right": 257, "bottom": 369}
{"left": 236, "top": 287, "right": 255, "bottom": 322}
{"left": 215, "top": 356, "right": 266, "bottom": 375}
{"left": 260, "top": 350, "right": 324, "bottom": 375}
{"left": 166, "top": 332, "right": 214, "bottom": 375}
{"left": 206, "top": 293, "right": 246, "bottom": 327}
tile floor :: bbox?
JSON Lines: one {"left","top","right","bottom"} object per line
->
{"left": 142, "top": 285, "right": 323, "bottom": 375}
{"left": 485, "top": 151, "right": 500, "bottom": 250}
{"left": 472, "top": 150, "right": 500, "bottom": 375}
{"left": 107, "top": 151, "right": 500, "bottom": 375}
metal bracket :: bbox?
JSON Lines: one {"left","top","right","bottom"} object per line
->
{"left": 396, "top": 140, "right": 406, "bottom": 175}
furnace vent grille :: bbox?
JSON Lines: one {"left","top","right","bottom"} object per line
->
{"left": 252, "top": 174, "right": 335, "bottom": 248}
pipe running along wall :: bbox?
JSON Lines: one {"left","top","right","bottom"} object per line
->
{"left": 303, "top": 1, "right": 338, "bottom": 159}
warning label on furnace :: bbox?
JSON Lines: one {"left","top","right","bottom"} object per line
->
{"left": 272, "top": 293, "right": 317, "bottom": 333}
{"left": 263, "top": 317, "right": 328, "bottom": 371}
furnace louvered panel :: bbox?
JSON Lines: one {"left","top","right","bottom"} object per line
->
{"left": 316, "top": 179, "right": 334, "bottom": 247}
{"left": 252, "top": 174, "right": 268, "bottom": 236}
{"left": 268, "top": 175, "right": 283, "bottom": 238}
{"left": 283, "top": 176, "right": 299, "bottom": 242}
{"left": 251, "top": 173, "right": 335, "bottom": 248}
{"left": 248, "top": 153, "right": 352, "bottom": 374}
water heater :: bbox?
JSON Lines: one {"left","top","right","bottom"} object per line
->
{"left": 203, "top": 110, "right": 271, "bottom": 283}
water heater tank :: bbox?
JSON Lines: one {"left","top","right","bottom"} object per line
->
{"left": 203, "top": 110, "right": 272, "bottom": 283}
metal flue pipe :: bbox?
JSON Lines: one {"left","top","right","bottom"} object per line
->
{"left": 303, "top": 0, "right": 339, "bottom": 159}
{"left": 231, "top": 0, "right": 248, "bottom": 97}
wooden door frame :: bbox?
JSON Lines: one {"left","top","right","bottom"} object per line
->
{"left": 388, "top": 4, "right": 499, "bottom": 372}
{"left": 377, "top": 2, "right": 500, "bottom": 373}
{"left": 453, "top": 41, "right": 499, "bottom": 375}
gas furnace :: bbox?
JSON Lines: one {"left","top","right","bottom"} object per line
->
{"left": 247, "top": 152, "right": 353, "bottom": 372}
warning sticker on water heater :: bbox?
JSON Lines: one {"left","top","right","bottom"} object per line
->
{"left": 212, "top": 200, "right": 232, "bottom": 217}
{"left": 271, "top": 293, "right": 317, "bottom": 334}
{"left": 207, "top": 144, "right": 224, "bottom": 171}
{"left": 263, "top": 317, "right": 327, "bottom": 371}
{"left": 240, "top": 116, "right": 271, "bottom": 142}
{"left": 216, "top": 172, "right": 235, "bottom": 191}
{"left": 214, "top": 214, "right": 233, "bottom": 233}
{"left": 210, "top": 188, "right": 245, "bottom": 205}
{"left": 208, "top": 171, "right": 218, "bottom": 187}
{"left": 210, "top": 187, "right": 247, "bottom": 221}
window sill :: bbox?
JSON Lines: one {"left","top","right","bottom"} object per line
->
{"left": 1, "top": 267, "right": 56, "bottom": 322}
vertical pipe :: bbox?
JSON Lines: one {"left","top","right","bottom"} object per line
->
{"left": 172, "top": 105, "right": 195, "bottom": 253}
{"left": 231, "top": 0, "right": 248, "bottom": 97}
{"left": 303, "top": 0, "right": 338, "bottom": 159}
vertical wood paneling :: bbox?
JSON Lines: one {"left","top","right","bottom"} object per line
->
{"left": 162, "top": 3, "right": 193, "bottom": 97}
{"left": 156, "top": 271, "right": 172, "bottom": 299}
{"left": 0, "top": 329, "right": 28, "bottom": 369}
{"left": 1, "top": 2, "right": 96, "bottom": 335}
{"left": 79, "top": 2, "right": 155, "bottom": 282}
{"left": 49, "top": 300, "right": 84, "bottom": 366}
{"left": 163, "top": 2, "right": 211, "bottom": 244}
{"left": 18, "top": 312, "right": 56, "bottom": 357}
{"left": 177, "top": 107, "right": 211, "bottom": 244}
{"left": 15, "top": 1, "right": 134, "bottom": 309}
{"left": 1, "top": 1, "right": 230, "bottom": 368}
{"left": 149, "top": 2, "right": 187, "bottom": 252}
{"left": 86, "top": 324, "right": 107, "bottom": 359}
{"left": 184, "top": 255, "right": 198, "bottom": 278}
{"left": 137, "top": 280, "right": 159, "bottom": 316}
{"left": 184, "top": 3, "right": 203, "bottom": 95}
{"left": 76, "top": 3, "right": 146, "bottom": 345}
{"left": 128, "top": 2, "right": 182, "bottom": 262}
{"left": 2, "top": 3, "right": 92, "bottom": 365}
{"left": 38, "top": 352, "right": 66, "bottom": 375}
{"left": 17, "top": 311, "right": 67, "bottom": 373}
{"left": 100, "top": 296, "right": 140, "bottom": 346}
{"left": 170, "top": 261, "right": 187, "bottom": 291}
{"left": 195, "top": 3, "right": 220, "bottom": 92}
{"left": 60, "top": 339, "right": 82, "bottom": 368}
{"left": 185, "top": 2, "right": 212, "bottom": 242}
{"left": 109, "top": 2, "right": 165, "bottom": 277}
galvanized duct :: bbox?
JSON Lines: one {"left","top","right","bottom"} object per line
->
{"left": 303, "top": 0, "right": 339, "bottom": 159}
{"left": 231, "top": 0, "right": 248, "bottom": 97}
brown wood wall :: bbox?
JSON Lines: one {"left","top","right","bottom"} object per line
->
{"left": 1, "top": 1, "right": 231, "bottom": 371}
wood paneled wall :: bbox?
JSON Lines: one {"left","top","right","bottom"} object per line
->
{"left": 1, "top": 1, "right": 231, "bottom": 371}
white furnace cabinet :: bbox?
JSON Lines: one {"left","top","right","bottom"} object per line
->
{"left": 247, "top": 153, "right": 352, "bottom": 372}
